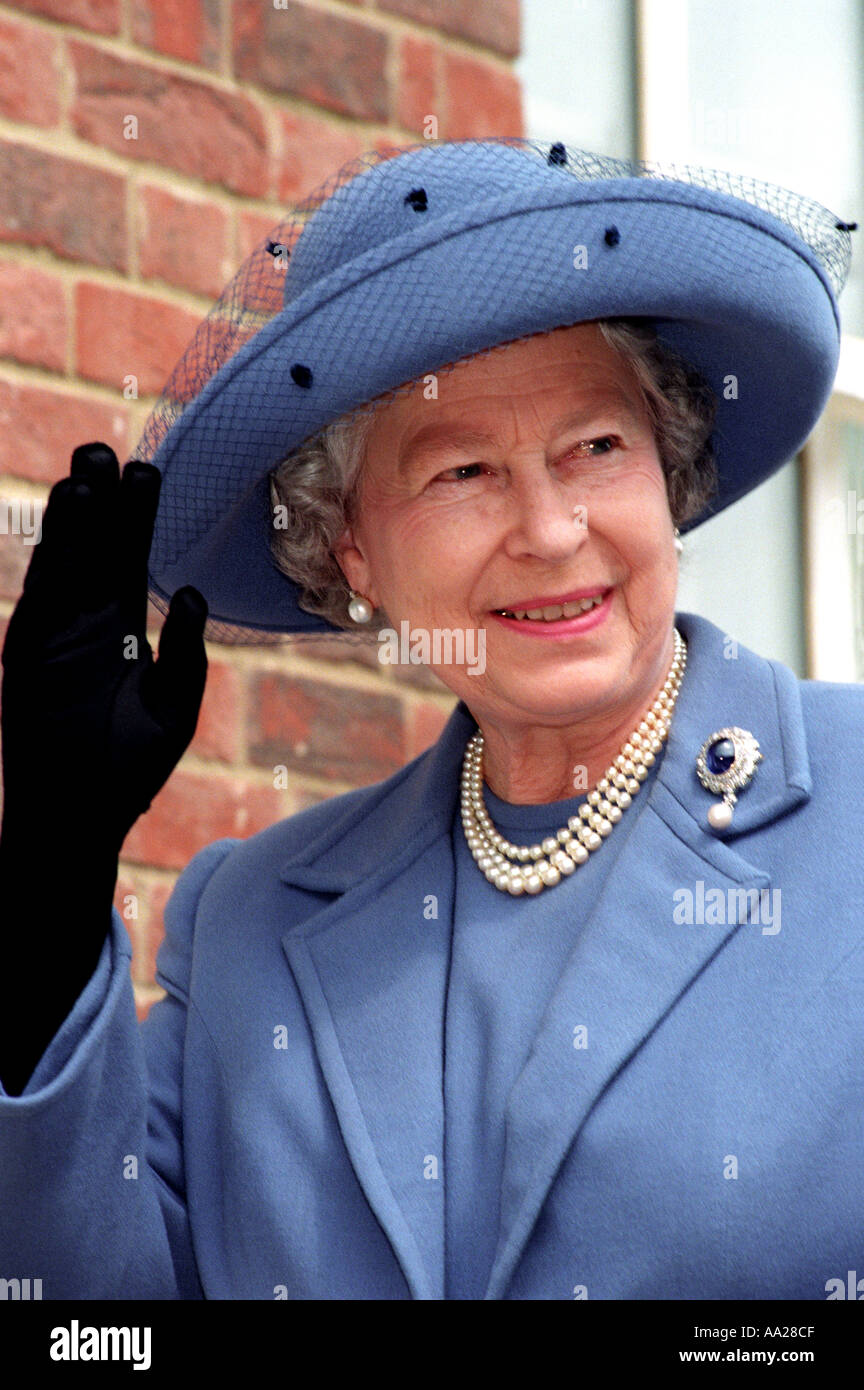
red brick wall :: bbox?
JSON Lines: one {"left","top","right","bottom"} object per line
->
{"left": 0, "top": 0, "right": 524, "bottom": 1017}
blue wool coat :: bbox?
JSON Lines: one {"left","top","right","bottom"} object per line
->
{"left": 1, "top": 610, "right": 863, "bottom": 1300}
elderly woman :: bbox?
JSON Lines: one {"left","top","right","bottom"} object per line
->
{"left": 0, "top": 139, "right": 862, "bottom": 1302}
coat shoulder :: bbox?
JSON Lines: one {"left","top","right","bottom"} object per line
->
{"left": 794, "top": 675, "right": 864, "bottom": 822}
{"left": 205, "top": 739, "right": 436, "bottom": 877}
{"left": 156, "top": 742, "right": 441, "bottom": 976}
{"left": 797, "top": 673, "right": 864, "bottom": 732}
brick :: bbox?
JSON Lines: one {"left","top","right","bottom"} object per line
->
{"left": 135, "top": 987, "right": 163, "bottom": 1022}
{"left": 70, "top": 41, "right": 268, "bottom": 198}
{"left": 114, "top": 870, "right": 142, "bottom": 973}
{"left": 388, "top": 655, "right": 452, "bottom": 691}
{"left": 379, "top": 0, "right": 521, "bottom": 58}
{"left": 0, "top": 528, "right": 30, "bottom": 601}
{"left": 188, "top": 656, "right": 242, "bottom": 763}
{"left": 118, "top": 309, "right": 261, "bottom": 434}
{"left": 248, "top": 671, "right": 404, "bottom": 785}
{"left": 0, "top": 261, "right": 67, "bottom": 371}
{"left": 276, "top": 110, "right": 368, "bottom": 204}
{"left": 75, "top": 282, "right": 201, "bottom": 396}
{"left": 0, "top": 15, "right": 62, "bottom": 128}
{"left": 287, "top": 632, "right": 382, "bottom": 671}
{"left": 0, "top": 142, "right": 127, "bottom": 272}
{"left": 396, "top": 33, "right": 441, "bottom": 135}
{"left": 441, "top": 51, "right": 523, "bottom": 140}
{"left": 10, "top": 0, "right": 121, "bottom": 36}
{"left": 299, "top": 625, "right": 451, "bottom": 694}
{"left": 404, "top": 698, "right": 454, "bottom": 760}
{"left": 128, "top": 875, "right": 173, "bottom": 984}
{"left": 0, "top": 376, "right": 128, "bottom": 484}
{"left": 368, "top": 137, "right": 421, "bottom": 167}
{"left": 234, "top": 0, "right": 389, "bottom": 123}
{"left": 131, "top": 0, "right": 222, "bottom": 70}
{"left": 121, "top": 766, "right": 289, "bottom": 869}
{"left": 292, "top": 783, "right": 342, "bottom": 812}
{"left": 238, "top": 209, "right": 282, "bottom": 262}
{"left": 139, "top": 185, "right": 233, "bottom": 298}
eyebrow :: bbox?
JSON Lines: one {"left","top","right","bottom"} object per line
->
{"left": 397, "top": 394, "right": 646, "bottom": 471}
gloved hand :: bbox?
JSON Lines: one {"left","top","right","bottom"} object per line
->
{"left": 1, "top": 442, "right": 208, "bottom": 858}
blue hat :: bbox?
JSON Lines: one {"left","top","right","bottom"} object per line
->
{"left": 133, "top": 138, "right": 854, "bottom": 643}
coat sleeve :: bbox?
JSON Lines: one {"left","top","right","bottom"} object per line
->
{"left": 0, "top": 836, "right": 240, "bottom": 1299}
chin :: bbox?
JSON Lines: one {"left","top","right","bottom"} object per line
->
{"left": 488, "top": 673, "right": 618, "bottom": 721}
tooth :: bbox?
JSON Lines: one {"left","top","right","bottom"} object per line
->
{"left": 499, "top": 593, "right": 605, "bottom": 622}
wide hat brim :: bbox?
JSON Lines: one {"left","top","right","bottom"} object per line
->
{"left": 139, "top": 139, "right": 850, "bottom": 640}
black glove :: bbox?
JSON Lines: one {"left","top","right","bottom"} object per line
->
{"left": 0, "top": 441, "right": 208, "bottom": 1095}
{"left": 1, "top": 441, "right": 208, "bottom": 857}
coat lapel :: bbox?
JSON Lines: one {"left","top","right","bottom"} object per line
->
{"left": 275, "top": 611, "right": 812, "bottom": 1300}
{"left": 485, "top": 611, "right": 812, "bottom": 1297}
{"left": 278, "top": 700, "right": 475, "bottom": 1300}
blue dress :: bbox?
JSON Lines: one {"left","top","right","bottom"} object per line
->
{"left": 444, "top": 751, "right": 663, "bottom": 1298}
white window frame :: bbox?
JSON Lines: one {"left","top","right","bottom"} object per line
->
{"left": 801, "top": 334, "right": 864, "bottom": 681}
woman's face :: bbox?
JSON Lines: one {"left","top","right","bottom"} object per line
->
{"left": 335, "top": 322, "right": 679, "bottom": 734}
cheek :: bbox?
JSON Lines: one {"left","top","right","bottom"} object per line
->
{"left": 603, "top": 456, "right": 670, "bottom": 536}
{"left": 368, "top": 498, "right": 493, "bottom": 586}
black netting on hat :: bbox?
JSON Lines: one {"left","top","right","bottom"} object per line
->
{"left": 131, "top": 136, "right": 855, "bottom": 646}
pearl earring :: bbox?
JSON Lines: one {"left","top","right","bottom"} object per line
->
{"left": 347, "top": 589, "right": 373, "bottom": 624}
{"left": 674, "top": 527, "right": 683, "bottom": 554}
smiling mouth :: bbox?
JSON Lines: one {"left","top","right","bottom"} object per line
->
{"left": 493, "top": 592, "right": 607, "bottom": 622}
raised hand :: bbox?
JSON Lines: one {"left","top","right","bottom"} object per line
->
{"left": 1, "top": 441, "right": 208, "bottom": 854}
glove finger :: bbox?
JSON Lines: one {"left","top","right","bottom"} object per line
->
{"left": 116, "top": 460, "right": 162, "bottom": 634}
{"left": 67, "top": 442, "right": 121, "bottom": 611}
{"left": 143, "top": 585, "right": 209, "bottom": 741}
{"left": 22, "top": 442, "right": 117, "bottom": 595}
{"left": 70, "top": 440, "right": 120, "bottom": 487}
{"left": 17, "top": 476, "right": 102, "bottom": 621}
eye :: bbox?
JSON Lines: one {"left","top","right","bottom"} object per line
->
{"left": 566, "top": 435, "right": 620, "bottom": 458}
{"left": 431, "top": 462, "right": 488, "bottom": 484}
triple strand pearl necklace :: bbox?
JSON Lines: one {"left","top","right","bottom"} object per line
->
{"left": 460, "top": 627, "right": 687, "bottom": 896}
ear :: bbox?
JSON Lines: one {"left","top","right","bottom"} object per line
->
{"left": 333, "top": 523, "right": 378, "bottom": 607}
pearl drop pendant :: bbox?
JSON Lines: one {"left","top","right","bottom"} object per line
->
{"left": 707, "top": 799, "right": 734, "bottom": 829}
{"left": 695, "top": 727, "right": 762, "bottom": 833}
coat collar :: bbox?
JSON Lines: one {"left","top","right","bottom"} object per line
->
{"left": 278, "top": 611, "right": 811, "bottom": 1298}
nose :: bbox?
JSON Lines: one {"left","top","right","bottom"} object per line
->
{"left": 501, "top": 465, "right": 591, "bottom": 563}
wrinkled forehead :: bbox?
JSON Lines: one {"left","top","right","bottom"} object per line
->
{"left": 352, "top": 320, "right": 641, "bottom": 442}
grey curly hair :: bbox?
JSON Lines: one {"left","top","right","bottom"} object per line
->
{"left": 268, "top": 319, "right": 718, "bottom": 631}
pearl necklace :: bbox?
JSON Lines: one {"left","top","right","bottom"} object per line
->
{"left": 460, "top": 628, "right": 687, "bottom": 895}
